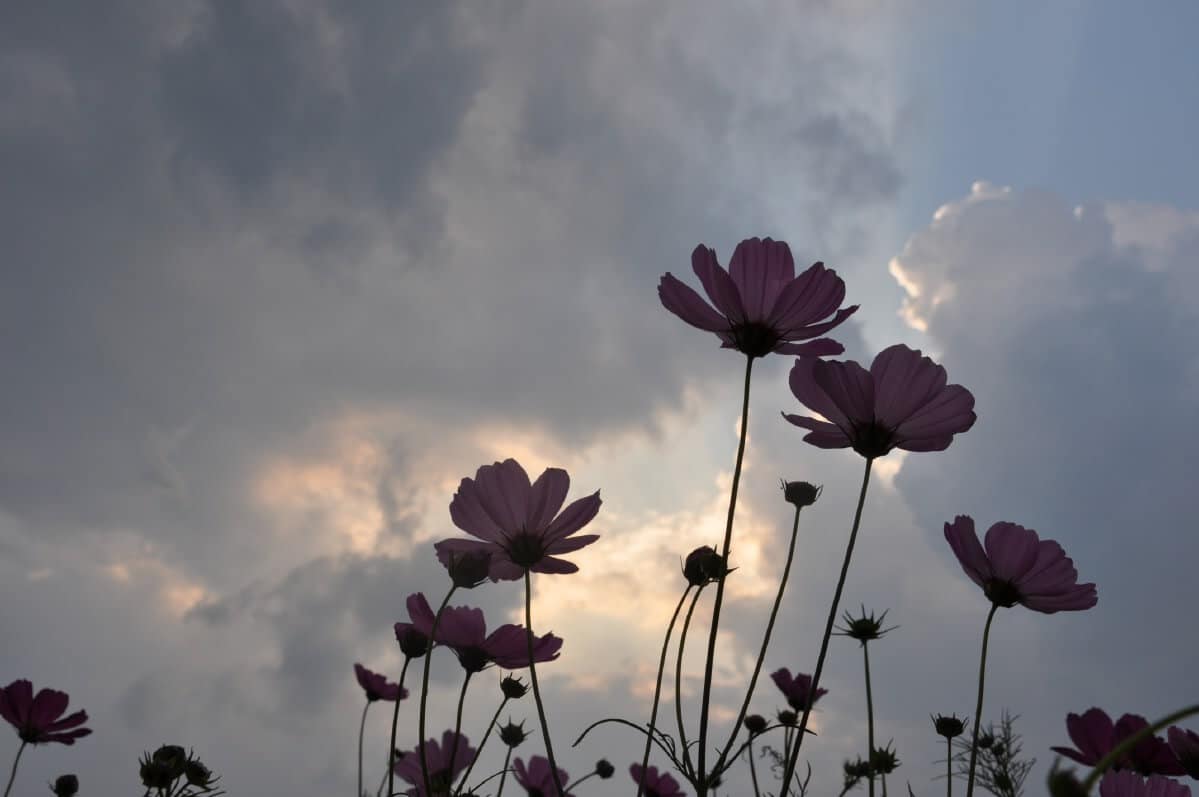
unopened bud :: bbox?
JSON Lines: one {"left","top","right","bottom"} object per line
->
{"left": 501, "top": 675, "right": 528, "bottom": 700}
{"left": 683, "top": 546, "right": 727, "bottom": 586}
{"left": 50, "top": 775, "right": 79, "bottom": 797}
{"left": 596, "top": 759, "right": 615, "bottom": 779}
{"left": 781, "top": 480, "right": 822, "bottom": 508}
{"left": 744, "top": 714, "right": 767, "bottom": 735}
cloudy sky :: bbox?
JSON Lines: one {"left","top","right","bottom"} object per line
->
{"left": 3, "top": 1, "right": 1197, "bottom": 795}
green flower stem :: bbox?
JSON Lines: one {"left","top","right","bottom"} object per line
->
{"left": 524, "top": 569, "right": 567, "bottom": 797}
{"left": 716, "top": 500, "right": 806, "bottom": 772}
{"left": 697, "top": 353, "right": 755, "bottom": 795}
{"left": 780, "top": 457, "right": 875, "bottom": 795}
{"left": 864, "top": 642, "right": 876, "bottom": 797}
{"left": 385, "top": 656, "right": 412, "bottom": 797}
{"left": 454, "top": 694, "right": 509, "bottom": 794}
{"left": 676, "top": 584, "right": 708, "bottom": 777}
{"left": 417, "top": 586, "right": 458, "bottom": 797}
{"left": 447, "top": 671, "right": 473, "bottom": 787}
{"left": 2, "top": 741, "right": 25, "bottom": 797}
{"left": 965, "top": 603, "right": 1000, "bottom": 797}
{"left": 637, "top": 586, "right": 693, "bottom": 797}
{"left": 358, "top": 699, "right": 371, "bottom": 797}
{"left": 1080, "top": 703, "right": 1199, "bottom": 792}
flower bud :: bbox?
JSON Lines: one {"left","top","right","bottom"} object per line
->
{"left": 869, "top": 744, "right": 900, "bottom": 775}
{"left": 781, "top": 480, "right": 822, "bottom": 508}
{"left": 440, "top": 549, "right": 492, "bottom": 589}
{"left": 152, "top": 745, "right": 188, "bottom": 778}
{"left": 932, "top": 713, "right": 967, "bottom": 739}
{"left": 185, "top": 759, "right": 212, "bottom": 787}
{"left": 500, "top": 675, "right": 528, "bottom": 700}
{"left": 1047, "top": 768, "right": 1088, "bottom": 797}
{"left": 683, "top": 545, "right": 727, "bottom": 586}
{"left": 595, "top": 759, "right": 615, "bottom": 779}
{"left": 139, "top": 753, "right": 174, "bottom": 790}
{"left": 395, "top": 624, "right": 430, "bottom": 659}
{"left": 499, "top": 719, "right": 529, "bottom": 748}
{"left": 744, "top": 714, "right": 767, "bottom": 735}
{"left": 836, "top": 606, "right": 896, "bottom": 643}
{"left": 777, "top": 709, "right": 798, "bottom": 727}
{"left": 50, "top": 774, "right": 79, "bottom": 797}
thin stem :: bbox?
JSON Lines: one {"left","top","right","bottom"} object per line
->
{"left": 524, "top": 569, "right": 566, "bottom": 797}
{"left": 946, "top": 737, "right": 953, "bottom": 797}
{"left": 864, "top": 643, "right": 876, "bottom": 797}
{"left": 1080, "top": 703, "right": 1199, "bottom": 791}
{"left": 2, "top": 741, "right": 25, "bottom": 797}
{"left": 780, "top": 457, "right": 875, "bottom": 794}
{"left": 376, "top": 758, "right": 389, "bottom": 797}
{"left": 676, "top": 584, "right": 708, "bottom": 777}
{"left": 358, "top": 700, "right": 371, "bottom": 797}
{"left": 747, "top": 740, "right": 761, "bottom": 797}
{"left": 567, "top": 771, "right": 600, "bottom": 791}
{"left": 965, "top": 603, "right": 1000, "bottom": 797}
{"left": 496, "top": 747, "right": 513, "bottom": 797}
{"left": 455, "top": 694, "right": 509, "bottom": 794}
{"left": 697, "top": 353, "right": 755, "bottom": 795}
{"left": 385, "top": 656, "right": 412, "bottom": 797}
{"left": 637, "top": 586, "right": 692, "bottom": 797}
{"left": 447, "top": 671, "right": 473, "bottom": 788}
{"left": 716, "top": 501, "right": 806, "bottom": 770}
{"left": 418, "top": 586, "right": 458, "bottom": 797}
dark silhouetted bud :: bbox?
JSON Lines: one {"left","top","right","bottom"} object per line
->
{"left": 442, "top": 550, "right": 492, "bottom": 589}
{"left": 836, "top": 606, "right": 897, "bottom": 644}
{"left": 499, "top": 719, "right": 529, "bottom": 748}
{"left": 595, "top": 759, "right": 615, "bottom": 779}
{"left": 152, "top": 745, "right": 188, "bottom": 778}
{"left": 870, "top": 743, "right": 900, "bottom": 775}
{"left": 396, "top": 626, "right": 430, "bottom": 659}
{"left": 977, "top": 732, "right": 995, "bottom": 750}
{"left": 777, "top": 710, "right": 798, "bottom": 727}
{"left": 845, "top": 757, "right": 873, "bottom": 783}
{"left": 1047, "top": 767, "right": 1087, "bottom": 797}
{"left": 184, "top": 759, "right": 212, "bottom": 787}
{"left": 139, "top": 753, "right": 174, "bottom": 790}
{"left": 781, "top": 480, "right": 822, "bottom": 508}
{"left": 50, "top": 774, "right": 79, "bottom": 797}
{"left": 744, "top": 714, "right": 768, "bottom": 735}
{"left": 994, "top": 773, "right": 1012, "bottom": 792}
{"left": 501, "top": 675, "right": 528, "bottom": 700}
{"left": 932, "top": 713, "right": 967, "bottom": 739}
{"left": 683, "top": 546, "right": 727, "bottom": 586}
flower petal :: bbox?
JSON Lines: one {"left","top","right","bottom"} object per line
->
{"left": 870, "top": 345, "right": 947, "bottom": 431}
{"left": 944, "top": 515, "right": 991, "bottom": 588}
{"left": 984, "top": 523, "right": 1042, "bottom": 583}
{"left": 658, "top": 273, "right": 731, "bottom": 332}
{"left": 29, "top": 689, "right": 69, "bottom": 728}
{"left": 527, "top": 468, "right": 570, "bottom": 532}
{"left": 542, "top": 491, "right": 601, "bottom": 545}
{"left": 449, "top": 476, "right": 505, "bottom": 543}
{"left": 545, "top": 533, "right": 599, "bottom": 556}
{"left": 692, "top": 245, "right": 746, "bottom": 323}
{"left": 729, "top": 237, "right": 795, "bottom": 320}
{"left": 781, "top": 412, "right": 852, "bottom": 448}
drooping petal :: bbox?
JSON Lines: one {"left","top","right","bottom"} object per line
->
{"left": 944, "top": 515, "right": 991, "bottom": 588}
{"left": 781, "top": 412, "right": 852, "bottom": 448}
{"left": 531, "top": 555, "right": 581, "bottom": 575}
{"left": 1022, "top": 585, "right": 1097, "bottom": 613}
{"left": 541, "top": 491, "right": 601, "bottom": 544}
{"left": 691, "top": 245, "right": 745, "bottom": 323}
{"left": 728, "top": 237, "right": 796, "bottom": 320}
{"left": 544, "top": 533, "right": 600, "bottom": 556}
{"left": 658, "top": 274, "right": 731, "bottom": 332}
{"left": 775, "top": 337, "right": 845, "bottom": 357}
{"left": 435, "top": 538, "right": 498, "bottom": 569}
{"left": 527, "top": 468, "right": 570, "bottom": 531}
{"left": 44, "top": 710, "right": 89, "bottom": 733}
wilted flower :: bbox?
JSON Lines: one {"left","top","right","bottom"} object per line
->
{"left": 50, "top": 774, "right": 78, "bottom": 797}
{"left": 596, "top": 759, "right": 615, "bottom": 779}
{"left": 771, "top": 668, "right": 828, "bottom": 712}
{"left": 630, "top": 763, "right": 688, "bottom": 797}
{"left": 784, "top": 344, "right": 976, "bottom": 458}
{"left": 835, "top": 606, "right": 897, "bottom": 643}
{"left": 1168, "top": 727, "right": 1199, "bottom": 779}
{"left": 435, "top": 604, "right": 562, "bottom": 673}
{"left": 392, "top": 731, "right": 476, "bottom": 797}
{"left": 781, "top": 480, "right": 822, "bottom": 508}
{"left": 514, "top": 755, "right": 573, "bottom": 797}
{"left": 744, "top": 714, "right": 768, "bottom": 736}
{"left": 394, "top": 592, "right": 437, "bottom": 659}
{"left": 932, "top": 714, "right": 967, "bottom": 739}
{"left": 682, "top": 545, "right": 727, "bottom": 586}
{"left": 870, "top": 743, "right": 900, "bottom": 775}
{"left": 0, "top": 680, "right": 91, "bottom": 745}
{"left": 501, "top": 675, "right": 529, "bottom": 700}
{"left": 440, "top": 549, "right": 493, "bottom": 589}
{"left": 436, "top": 459, "right": 601, "bottom": 580}
{"left": 945, "top": 516, "right": 1097, "bottom": 613}
{"left": 1099, "top": 771, "right": 1192, "bottom": 797}
{"left": 499, "top": 719, "right": 529, "bottom": 748}
{"left": 1051, "top": 708, "right": 1184, "bottom": 776}
{"left": 658, "top": 237, "right": 857, "bottom": 358}
{"left": 354, "top": 663, "right": 408, "bottom": 703}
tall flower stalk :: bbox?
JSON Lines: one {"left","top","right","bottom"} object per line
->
{"left": 965, "top": 604, "right": 1000, "bottom": 797}
{"left": 636, "top": 585, "right": 693, "bottom": 797}
{"left": 524, "top": 570, "right": 567, "bottom": 797}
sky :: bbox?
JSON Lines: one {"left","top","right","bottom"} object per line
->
{"left": 2, "top": 1, "right": 1197, "bottom": 795}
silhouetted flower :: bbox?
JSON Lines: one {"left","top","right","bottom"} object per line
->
{"left": 392, "top": 731, "right": 476, "bottom": 797}
{"left": 49, "top": 774, "right": 78, "bottom": 797}
{"left": 1168, "top": 727, "right": 1199, "bottom": 779}
{"left": 501, "top": 675, "right": 529, "bottom": 700}
{"left": 770, "top": 668, "right": 828, "bottom": 712}
{"left": 1051, "top": 709, "right": 1183, "bottom": 776}
{"left": 354, "top": 663, "right": 408, "bottom": 702}
{"left": 514, "top": 755, "right": 573, "bottom": 797}
{"left": 845, "top": 757, "right": 873, "bottom": 781}
{"left": 682, "top": 545, "right": 727, "bottom": 586}
{"left": 658, "top": 237, "right": 857, "bottom": 358}
{"left": 499, "top": 719, "right": 529, "bottom": 749}
{"left": 436, "top": 459, "right": 601, "bottom": 580}
{"left": 394, "top": 592, "right": 438, "bottom": 659}
{"left": 435, "top": 604, "right": 562, "bottom": 673}
{"left": 781, "top": 480, "right": 822, "bottom": 508}
{"left": 139, "top": 752, "right": 174, "bottom": 790}
{"left": 1099, "top": 771, "right": 1192, "bottom": 797}
{"left": 945, "top": 516, "right": 1097, "bottom": 613}
{"left": 870, "top": 743, "right": 901, "bottom": 775}
{"left": 1047, "top": 766, "right": 1088, "bottom": 797}
{"left": 0, "top": 680, "right": 91, "bottom": 745}
{"left": 440, "top": 549, "right": 493, "bottom": 589}
{"left": 777, "top": 710, "right": 798, "bottom": 727}
{"left": 835, "top": 606, "right": 897, "bottom": 643}
{"left": 744, "top": 714, "right": 768, "bottom": 736}
{"left": 932, "top": 714, "right": 967, "bottom": 739}
{"left": 630, "top": 763, "right": 687, "bottom": 797}
{"left": 184, "top": 758, "right": 213, "bottom": 788}
{"left": 596, "top": 759, "right": 615, "bottom": 779}
{"left": 784, "top": 344, "right": 976, "bottom": 458}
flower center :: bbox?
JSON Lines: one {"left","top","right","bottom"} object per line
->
{"left": 729, "top": 322, "right": 780, "bottom": 358}
{"left": 984, "top": 578, "right": 1022, "bottom": 608}
{"left": 506, "top": 531, "right": 546, "bottom": 567}
{"left": 850, "top": 421, "right": 895, "bottom": 459}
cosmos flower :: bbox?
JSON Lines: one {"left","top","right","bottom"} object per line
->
{"left": 658, "top": 237, "right": 857, "bottom": 358}
{"left": 945, "top": 516, "right": 1097, "bottom": 613}
{"left": 1168, "top": 727, "right": 1199, "bottom": 779}
{"left": 435, "top": 459, "right": 600, "bottom": 581}
{"left": 0, "top": 680, "right": 91, "bottom": 745}
{"left": 353, "top": 663, "right": 407, "bottom": 703}
{"left": 784, "top": 344, "right": 976, "bottom": 458}
{"left": 630, "top": 763, "right": 688, "bottom": 797}
{"left": 435, "top": 604, "right": 562, "bottom": 673}
{"left": 770, "top": 669, "right": 828, "bottom": 712}
{"left": 513, "top": 755, "right": 574, "bottom": 797}
{"left": 1051, "top": 709, "right": 1183, "bottom": 776}
{"left": 1099, "top": 771, "right": 1192, "bottom": 797}
{"left": 392, "top": 731, "right": 476, "bottom": 797}
{"left": 394, "top": 592, "right": 438, "bottom": 658}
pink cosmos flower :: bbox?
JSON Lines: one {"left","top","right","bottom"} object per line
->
{"left": 1051, "top": 709, "right": 1183, "bottom": 776}
{"left": 0, "top": 680, "right": 91, "bottom": 745}
{"left": 1168, "top": 727, "right": 1199, "bottom": 779}
{"left": 770, "top": 669, "right": 828, "bottom": 712}
{"left": 392, "top": 731, "right": 476, "bottom": 797}
{"left": 629, "top": 763, "right": 687, "bottom": 797}
{"left": 353, "top": 663, "right": 407, "bottom": 703}
{"left": 945, "top": 517, "right": 1097, "bottom": 613}
{"left": 394, "top": 592, "right": 438, "bottom": 658}
{"left": 658, "top": 237, "right": 858, "bottom": 358}
{"left": 1099, "top": 771, "right": 1192, "bottom": 797}
{"left": 784, "top": 343, "right": 976, "bottom": 458}
{"left": 435, "top": 459, "right": 600, "bottom": 581}
{"left": 435, "top": 603, "right": 562, "bottom": 673}
{"left": 513, "top": 755, "right": 574, "bottom": 797}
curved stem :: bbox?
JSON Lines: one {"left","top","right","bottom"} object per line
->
{"left": 946, "top": 737, "right": 953, "bottom": 797}
{"left": 455, "top": 695, "right": 509, "bottom": 794}
{"left": 716, "top": 501, "right": 805, "bottom": 770}
{"left": 385, "top": 657, "right": 412, "bottom": 797}
{"left": 697, "top": 353, "right": 754, "bottom": 795}
{"left": 447, "top": 671, "right": 473, "bottom": 788}
{"left": 358, "top": 700, "right": 371, "bottom": 797}
{"left": 496, "top": 747, "right": 513, "bottom": 797}
{"left": 418, "top": 586, "right": 458, "bottom": 797}
{"left": 747, "top": 740, "right": 761, "bottom": 797}
{"left": 566, "top": 770, "right": 600, "bottom": 791}
{"left": 864, "top": 642, "right": 876, "bottom": 797}
{"left": 637, "top": 586, "right": 692, "bottom": 797}
{"left": 524, "top": 570, "right": 566, "bottom": 797}
{"left": 1080, "top": 703, "right": 1199, "bottom": 791}
{"left": 2, "top": 741, "right": 25, "bottom": 797}
{"left": 964, "top": 603, "right": 1000, "bottom": 797}
{"left": 676, "top": 584, "right": 708, "bottom": 776}
{"left": 780, "top": 457, "right": 875, "bottom": 794}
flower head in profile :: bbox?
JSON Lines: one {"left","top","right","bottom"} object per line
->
{"left": 630, "top": 763, "right": 688, "bottom": 797}
{"left": 835, "top": 606, "right": 897, "bottom": 644}
{"left": 1052, "top": 709, "right": 1183, "bottom": 776}
{"left": 513, "top": 755, "right": 574, "bottom": 797}
{"left": 435, "top": 604, "right": 562, "bottom": 673}
{"left": 784, "top": 344, "right": 976, "bottom": 458}
{"left": 659, "top": 237, "right": 858, "bottom": 358}
{"left": 436, "top": 459, "right": 600, "bottom": 581}
{"left": 932, "top": 713, "right": 967, "bottom": 740}
{"left": 1099, "top": 771, "right": 1192, "bottom": 797}
{"left": 353, "top": 663, "right": 408, "bottom": 703}
{"left": 394, "top": 592, "right": 438, "bottom": 659}
{"left": 945, "top": 516, "right": 1097, "bottom": 613}
{"left": 770, "top": 668, "right": 828, "bottom": 712}
{"left": 392, "top": 731, "right": 476, "bottom": 797}
{"left": 1168, "top": 727, "right": 1199, "bottom": 779}
{"left": 0, "top": 680, "right": 91, "bottom": 745}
